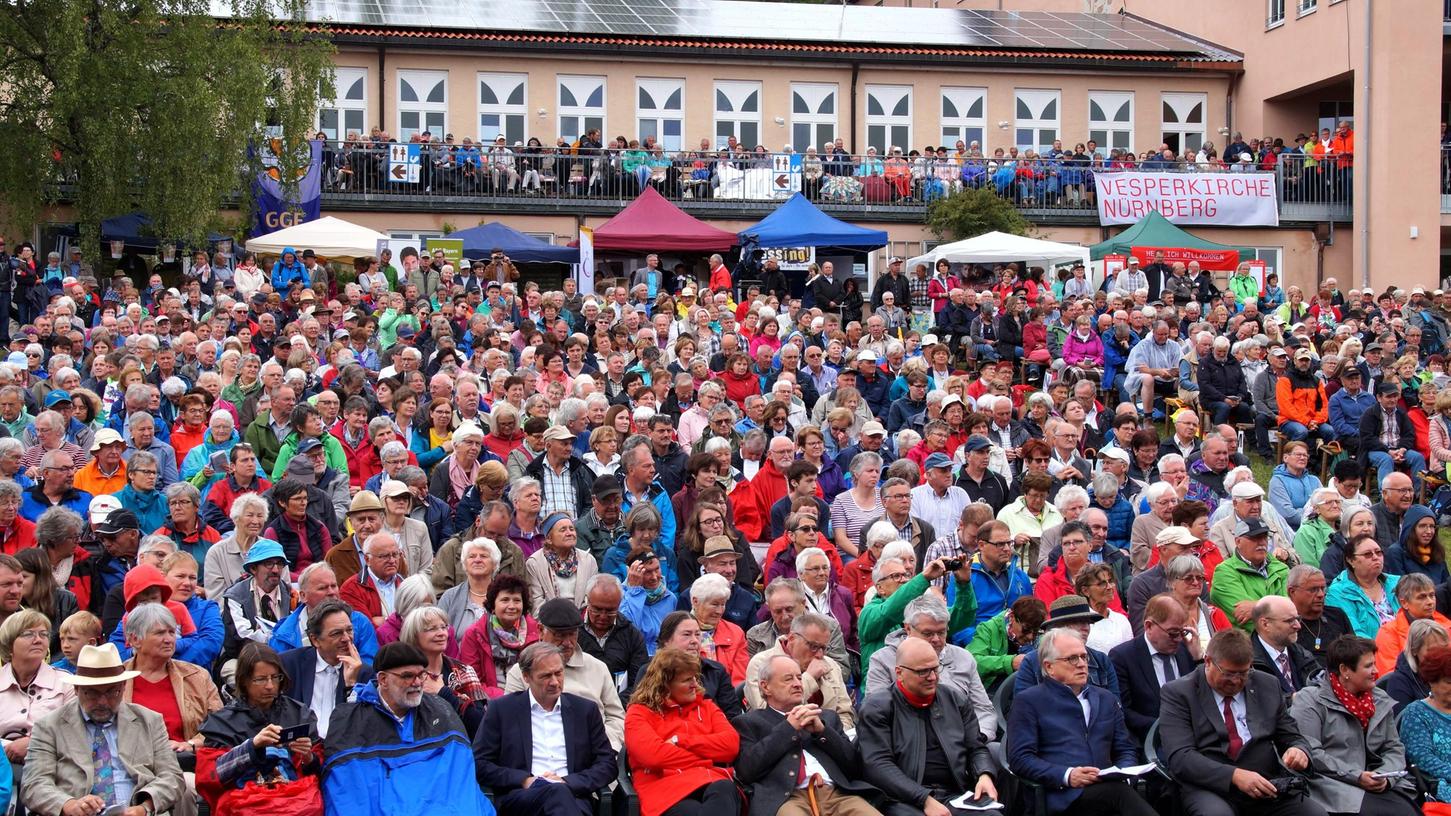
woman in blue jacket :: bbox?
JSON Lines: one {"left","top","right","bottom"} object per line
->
{"left": 1268, "top": 441, "right": 1322, "bottom": 532}
{"left": 268, "top": 246, "right": 309, "bottom": 291}
{"left": 1326, "top": 533, "right": 1402, "bottom": 639}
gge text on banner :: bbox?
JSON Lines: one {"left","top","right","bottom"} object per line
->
{"left": 1095, "top": 171, "right": 1279, "bottom": 227}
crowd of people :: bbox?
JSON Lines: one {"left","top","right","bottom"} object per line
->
{"left": 0, "top": 231, "right": 1440, "bottom": 816}
{"left": 320, "top": 123, "right": 1355, "bottom": 206}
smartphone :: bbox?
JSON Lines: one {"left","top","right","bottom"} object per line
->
{"left": 276, "top": 723, "right": 310, "bottom": 743}
{"left": 209, "top": 450, "right": 229, "bottom": 472}
{"left": 1372, "top": 770, "right": 1408, "bottom": 779}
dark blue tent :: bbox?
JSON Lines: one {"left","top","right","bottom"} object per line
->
{"left": 740, "top": 193, "right": 888, "bottom": 248}
{"left": 58, "top": 212, "right": 230, "bottom": 253}
{"left": 451, "top": 222, "right": 578, "bottom": 263}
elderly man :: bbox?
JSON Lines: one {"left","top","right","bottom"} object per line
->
{"left": 279, "top": 597, "right": 374, "bottom": 740}
{"left": 576, "top": 477, "right": 625, "bottom": 564}
{"left": 577, "top": 574, "right": 649, "bottom": 699}
{"left": 1200, "top": 335, "right": 1252, "bottom": 426}
{"left": 1124, "top": 320, "right": 1182, "bottom": 416}
{"left": 1014, "top": 594, "right": 1121, "bottom": 696}
{"left": 1209, "top": 482, "right": 1295, "bottom": 569}
{"left": 339, "top": 532, "right": 406, "bottom": 627}
{"left": 680, "top": 536, "right": 759, "bottom": 629}
{"left": 747, "top": 577, "right": 850, "bottom": 679}
{"left": 120, "top": 412, "right": 177, "bottom": 488}
{"left": 1211, "top": 516, "right": 1291, "bottom": 631}
{"left": 21, "top": 643, "right": 188, "bottom": 816}
{"left": 859, "top": 477, "right": 938, "bottom": 567}
{"left": 734, "top": 653, "right": 882, "bottom": 816}
{"left": 270, "top": 561, "right": 379, "bottom": 661}
{"left": 1009, "top": 628, "right": 1156, "bottom": 816}
{"left": 242, "top": 383, "right": 295, "bottom": 475}
{"left": 1250, "top": 595, "right": 1322, "bottom": 697}
{"left": 325, "top": 642, "right": 493, "bottom": 815}
{"left": 1158, "top": 629, "right": 1322, "bottom": 816}
{"left": 325, "top": 490, "right": 386, "bottom": 586}
{"left": 1370, "top": 471, "right": 1415, "bottom": 553}
{"left": 525, "top": 426, "right": 595, "bottom": 519}
{"left": 500, "top": 598, "right": 626, "bottom": 750}
{"left": 20, "top": 449, "right": 92, "bottom": 522}
{"left": 866, "top": 596, "right": 995, "bottom": 738}
{"left": 21, "top": 409, "right": 89, "bottom": 474}
{"left": 1110, "top": 594, "right": 1198, "bottom": 742}
{"left": 474, "top": 641, "right": 617, "bottom": 816}
{"left": 736, "top": 435, "right": 798, "bottom": 543}
{"left": 859, "top": 637, "right": 997, "bottom": 816}
{"left": 1360, "top": 381, "right": 1427, "bottom": 494}
{"left": 1285, "top": 564, "right": 1352, "bottom": 667}
{"left": 743, "top": 612, "right": 855, "bottom": 729}
{"left": 72, "top": 428, "right": 127, "bottom": 497}
{"left": 220, "top": 539, "right": 293, "bottom": 667}
{"left": 1127, "top": 526, "right": 1199, "bottom": 634}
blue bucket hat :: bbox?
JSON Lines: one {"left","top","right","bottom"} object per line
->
{"left": 242, "top": 539, "right": 288, "bottom": 568}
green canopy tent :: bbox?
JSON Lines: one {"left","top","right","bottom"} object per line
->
{"left": 1089, "top": 211, "right": 1253, "bottom": 269}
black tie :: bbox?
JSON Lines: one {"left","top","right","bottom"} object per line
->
{"left": 260, "top": 596, "right": 276, "bottom": 623}
{"left": 1157, "top": 653, "right": 1177, "bottom": 684}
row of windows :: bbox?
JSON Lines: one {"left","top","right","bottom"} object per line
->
{"left": 317, "top": 68, "right": 1212, "bottom": 156}
{"left": 1268, "top": 0, "right": 1321, "bottom": 26}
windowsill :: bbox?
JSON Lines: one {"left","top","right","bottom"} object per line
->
{"left": 1266, "top": 18, "right": 1285, "bottom": 30}
{"left": 1297, "top": 5, "right": 1317, "bottom": 17}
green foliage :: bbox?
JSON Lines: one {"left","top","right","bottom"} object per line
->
{"left": 924, "top": 188, "right": 1033, "bottom": 242}
{"left": 0, "top": 0, "right": 334, "bottom": 256}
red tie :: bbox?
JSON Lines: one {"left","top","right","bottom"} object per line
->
{"left": 1223, "top": 697, "right": 1243, "bottom": 761}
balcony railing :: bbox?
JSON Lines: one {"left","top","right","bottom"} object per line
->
{"left": 1442, "top": 147, "right": 1451, "bottom": 215}
{"left": 313, "top": 141, "right": 1351, "bottom": 223}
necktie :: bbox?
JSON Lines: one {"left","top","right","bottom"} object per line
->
{"left": 1277, "top": 653, "right": 1293, "bottom": 685}
{"left": 261, "top": 595, "right": 277, "bottom": 623}
{"left": 1157, "top": 653, "right": 1177, "bottom": 684}
{"left": 1223, "top": 697, "right": 1243, "bottom": 761}
{"left": 89, "top": 722, "right": 117, "bottom": 805}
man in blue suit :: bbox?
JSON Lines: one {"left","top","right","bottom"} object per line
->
{"left": 474, "top": 641, "right": 618, "bottom": 816}
{"left": 1007, "top": 628, "right": 1157, "bottom": 816}
{"left": 1109, "top": 594, "right": 1198, "bottom": 742}
{"left": 280, "top": 598, "right": 374, "bottom": 739}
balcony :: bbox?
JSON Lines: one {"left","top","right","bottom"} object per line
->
{"left": 313, "top": 142, "right": 1352, "bottom": 226}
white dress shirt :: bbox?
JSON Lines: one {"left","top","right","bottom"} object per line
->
{"left": 1216, "top": 690, "right": 1252, "bottom": 741}
{"left": 313, "top": 652, "right": 341, "bottom": 738}
{"left": 1145, "top": 635, "right": 1177, "bottom": 687}
{"left": 529, "top": 691, "right": 569, "bottom": 778}
{"left": 770, "top": 707, "right": 836, "bottom": 788}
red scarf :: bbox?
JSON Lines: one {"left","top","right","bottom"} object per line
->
{"left": 895, "top": 678, "right": 935, "bottom": 709}
{"left": 1329, "top": 673, "right": 1376, "bottom": 730}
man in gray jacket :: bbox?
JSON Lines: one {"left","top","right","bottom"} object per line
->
{"left": 858, "top": 637, "right": 998, "bottom": 816}
{"left": 864, "top": 596, "right": 996, "bottom": 740}
{"left": 1252, "top": 346, "right": 1288, "bottom": 458}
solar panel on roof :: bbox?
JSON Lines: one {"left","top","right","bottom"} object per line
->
{"left": 232, "top": 0, "right": 1234, "bottom": 59}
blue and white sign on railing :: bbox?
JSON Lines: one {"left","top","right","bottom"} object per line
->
{"left": 388, "top": 143, "right": 421, "bottom": 184}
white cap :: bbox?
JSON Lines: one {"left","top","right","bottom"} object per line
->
{"left": 1230, "top": 481, "right": 1265, "bottom": 499}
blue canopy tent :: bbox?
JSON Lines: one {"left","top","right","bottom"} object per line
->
{"left": 450, "top": 221, "right": 578, "bottom": 263}
{"left": 58, "top": 212, "right": 230, "bottom": 254}
{"left": 739, "top": 193, "right": 888, "bottom": 248}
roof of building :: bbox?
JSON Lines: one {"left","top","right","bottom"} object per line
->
{"left": 223, "top": 0, "right": 1240, "bottom": 65}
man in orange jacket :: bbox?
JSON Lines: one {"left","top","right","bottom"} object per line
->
{"left": 1329, "top": 120, "right": 1354, "bottom": 200}
{"left": 1276, "top": 347, "right": 1337, "bottom": 447}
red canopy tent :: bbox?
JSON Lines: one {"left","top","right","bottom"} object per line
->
{"left": 584, "top": 187, "right": 737, "bottom": 251}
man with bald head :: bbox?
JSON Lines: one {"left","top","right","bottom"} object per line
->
{"left": 1250, "top": 595, "right": 1321, "bottom": 698}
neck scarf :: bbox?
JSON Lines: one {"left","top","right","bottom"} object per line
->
{"left": 487, "top": 615, "right": 527, "bottom": 683}
{"left": 544, "top": 547, "right": 579, "bottom": 579}
{"left": 895, "top": 678, "right": 935, "bottom": 708}
{"left": 1329, "top": 672, "right": 1375, "bottom": 730}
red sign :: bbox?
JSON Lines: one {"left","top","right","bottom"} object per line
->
{"left": 1130, "top": 245, "right": 1240, "bottom": 272}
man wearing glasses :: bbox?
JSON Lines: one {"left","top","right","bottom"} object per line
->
{"left": 1110, "top": 594, "right": 1198, "bottom": 743}
{"left": 743, "top": 611, "right": 855, "bottom": 729}
{"left": 968, "top": 520, "right": 1034, "bottom": 636}
{"left": 1249, "top": 594, "right": 1322, "bottom": 698}
{"left": 1158, "top": 629, "right": 1318, "bottom": 816}
{"left": 1286, "top": 565, "right": 1351, "bottom": 668}
{"left": 324, "top": 641, "right": 491, "bottom": 816}
{"left": 866, "top": 595, "right": 996, "bottom": 738}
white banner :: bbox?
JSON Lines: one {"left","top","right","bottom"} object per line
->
{"left": 1095, "top": 172, "right": 1279, "bottom": 227}
{"left": 577, "top": 226, "right": 595, "bottom": 296}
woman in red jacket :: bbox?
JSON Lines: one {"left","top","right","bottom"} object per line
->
{"left": 625, "top": 648, "right": 740, "bottom": 816}
{"left": 718, "top": 353, "right": 761, "bottom": 410}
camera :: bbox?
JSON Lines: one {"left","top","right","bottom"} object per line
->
{"left": 942, "top": 558, "right": 964, "bottom": 571}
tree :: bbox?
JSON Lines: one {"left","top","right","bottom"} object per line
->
{"left": 924, "top": 187, "right": 1032, "bottom": 242}
{"left": 0, "top": 0, "right": 334, "bottom": 257}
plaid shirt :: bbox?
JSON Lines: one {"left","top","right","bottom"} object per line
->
{"left": 1380, "top": 409, "right": 1400, "bottom": 449}
{"left": 909, "top": 276, "right": 933, "bottom": 313}
{"left": 539, "top": 459, "right": 578, "bottom": 518}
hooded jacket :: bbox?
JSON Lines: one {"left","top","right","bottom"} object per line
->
{"left": 268, "top": 248, "right": 309, "bottom": 291}
{"left": 1384, "top": 504, "right": 1451, "bottom": 585}
{"left": 1268, "top": 464, "right": 1321, "bottom": 532}
{"left": 1276, "top": 364, "right": 1329, "bottom": 427}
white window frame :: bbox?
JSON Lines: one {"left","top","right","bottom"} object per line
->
{"left": 1013, "top": 89, "right": 1060, "bottom": 153}
{"left": 1088, "top": 90, "right": 1134, "bottom": 154}
{"left": 317, "top": 67, "right": 368, "bottom": 141}
{"left": 1161, "top": 92, "right": 1208, "bottom": 157}
{"left": 636, "top": 78, "right": 685, "bottom": 151}
{"left": 558, "top": 74, "right": 606, "bottom": 143}
{"left": 865, "top": 84, "right": 913, "bottom": 154}
{"left": 396, "top": 69, "right": 447, "bottom": 141}
{"left": 477, "top": 72, "right": 528, "bottom": 146}
{"left": 940, "top": 86, "right": 986, "bottom": 150}
{"left": 1297, "top": 0, "right": 1317, "bottom": 15}
{"left": 790, "top": 82, "right": 838, "bottom": 154}
{"left": 714, "top": 80, "right": 762, "bottom": 150}
{"left": 1267, "top": 0, "right": 1286, "bottom": 27}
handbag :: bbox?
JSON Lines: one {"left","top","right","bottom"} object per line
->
{"left": 216, "top": 774, "right": 324, "bottom": 816}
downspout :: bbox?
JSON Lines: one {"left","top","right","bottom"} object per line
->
{"left": 1359, "top": 0, "right": 1372, "bottom": 289}
{"left": 849, "top": 61, "right": 860, "bottom": 153}
{"left": 377, "top": 46, "right": 387, "bottom": 132}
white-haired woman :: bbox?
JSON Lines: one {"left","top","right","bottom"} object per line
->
{"left": 402, "top": 605, "right": 487, "bottom": 735}
{"left": 438, "top": 537, "right": 500, "bottom": 633}
{"left": 1131, "top": 481, "right": 1180, "bottom": 572}
{"left": 1037, "top": 485, "right": 1090, "bottom": 574}
{"left": 203, "top": 492, "right": 280, "bottom": 599}
{"left": 689, "top": 573, "right": 748, "bottom": 684}
{"left": 376, "top": 574, "right": 459, "bottom": 658}
{"left": 122, "top": 602, "right": 222, "bottom": 757}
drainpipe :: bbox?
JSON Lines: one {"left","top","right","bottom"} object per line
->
{"left": 849, "top": 61, "right": 860, "bottom": 152}
{"left": 377, "top": 46, "right": 387, "bottom": 132}
{"left": 1360, "top": 0, "right": 1372, "bottom": 289}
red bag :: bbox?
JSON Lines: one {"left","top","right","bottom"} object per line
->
{"left": 1425, "top": 805, "right": 1451, "bottom": 816}
{"left": 215, "top": 775, "right": 323, "bottom": 816}
{"left": 861, "top": 175, "right": 892, "bottom": 202}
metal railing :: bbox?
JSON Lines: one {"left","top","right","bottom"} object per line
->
{"left": 1442, "top": 147, "right": 1451, "bottom": 215}
{"left": 310, "top": 141, "right": 1349, "bottom": 221}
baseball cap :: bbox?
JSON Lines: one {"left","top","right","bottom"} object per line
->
{"left": 397, "top": 324, "right": 416, "bottom": 340}
{"left": 1155, "top": 526, "right": 1199, "bottom": 547}
{"left": 43, "top": 390, "right": 72, "bottom": 408}
{"left": 591, "top": 477, "right": 622, "bottom": 499}
{"left": 380, "top": 480, "right": 412, "bottom": 501}
{"left": 861, "top": 421, "right": 887, "bottom": 437}
{"left": 295, "top": 438, "right": 323, "bottom": 454}
{"left": 1099, "top": 447, "right": 1130, "bottom": 463}
{"left": 94, "top": 508, "right": 141, "bottom": 536}
{"left": 1270, "top": 347, "right": 1289, "bottom": 358}
{"left": 1127, "top": 256, "right": 1140, "bottom": 264}
{"left": 1294, "top": 348, "right": 1313, "bottom": 362}
{"left": 1233, "top": 516, "right": 1272, "bottom": 538}
{"left": 857, "top": 350, "right": 878, "bottom": 363}
{"left": 626, "top": 549, "right": 659, "bottom": 567}
{"left": 88, "top": 495, "right": 122, "bottom": 527}
{"left": 542, "top": 426, "right": 577, "bottom": 443}
{"left": 923, "top": 452, "right": 953, "bottom": 470}
{"left": 1377, "top": 381, "right": 1401, "bottom": 397}
{"left": 963, "top": 435, "right": 991, "bottom": 453}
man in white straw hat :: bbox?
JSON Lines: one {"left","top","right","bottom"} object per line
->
{"left": 22, "top": 642, "right": 189, "bottom": 816}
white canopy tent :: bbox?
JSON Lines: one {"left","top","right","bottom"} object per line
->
{"left": 244, "top": 216, "right": 390, "bottom": 261}
{"left": 906, "top": 231, "right": 1095, "bottom": 286}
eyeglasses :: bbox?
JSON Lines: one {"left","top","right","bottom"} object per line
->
{"left": 881, "top": 572, "right": 909, "bottom": 582}
{"left": 386, "top": 669, "right": 439, "bottom": 684}
{"left": 131, "top": 469, "right": 157, "bottom": 476}
{"left": 979, "top": 538, "right": 1013, "bottom": 548}
{"left": 16, "top": 629, "right": 48, "bottom": 642}
{"left": 883, "top": 492, "right": 911, "bottom": 500}
{"left": 370, "top": 551, "right": 402, "bottom": 561}
{"left": 249, "top": 674, "right": 285, "bottom": 686}
{"left": 1209, "top": 659, "right": 1251, "bottom": 679}
{"left": 898, "top": 664, "right": 940, "bottom": 678}
{"left": 795, "top": 525, "right": 819, "bottom": 534}
{"left": 1147, "top": 620, "right": 1190, "bottom": 639}
{"left": 1175, "top": 574, "right": 1206, "bottom": 584}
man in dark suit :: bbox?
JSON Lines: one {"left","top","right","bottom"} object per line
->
{"left": 280, "top": 598, "right": 373, "bottom": 740}
{"left": 733, "top": 654, "right": 881, "bottom": 816}
{"left": 474, "top": 641, "right": 618, "bottom": 816}
{"left": 1158, "top": 629, "right": 1326, "bottom": 816}
{"left": 1109, "top": 594, "right": 1198, "bottom": 743}
{"left": 1250, "top": 595, "right": 1322, "bottom": 697}
{"left": 1008, "top": 629, "right": 1157, "bottom": 816}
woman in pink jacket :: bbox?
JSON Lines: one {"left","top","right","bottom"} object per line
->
{"left": 1059, "top": 314, "right": 1105, "bottom": 384}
